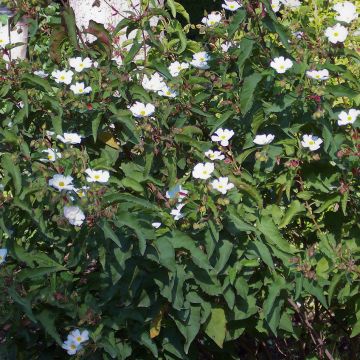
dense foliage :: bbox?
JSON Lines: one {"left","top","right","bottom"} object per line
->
{"left": 0, "top": 0, "right": 359, "bottom": 358}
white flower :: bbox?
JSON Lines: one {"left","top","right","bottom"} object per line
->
{"left": 51, "top": 70, "right": 74, "bottom": 85}
{"left": 158, "top": 85, "right": 177, "bottom": 98}
{"left": 222, "top": 0, "right": 242, "bottom": 11}
{"left": 63, "top": 206, "right": 85, "bottom": 226}
{"left": 306, "top": 69, "right": 330, "bottom": 81}
{"left": 0, "top": 25, "right": 9, "bottom": 48}
{"left": 211, "top": 128, "right": 235, "bottom": 146}
{"left": 193, "top": 52, "right": 211, "bottom": 63}
{"left": 301, "top": 134, "right": 323, "bottom": 151}
{"left": 211, "top": 177, "right": 235, "bottom": 194}
{"left": 57, "top": 133, "right": 82, "bottom": 144}
{"left": 152, "top": 222, "right": 162, "bottom": 228}
{"left": 142, "top": 73, "right": 166, "bottom": 92}
{"left": 69, "top": 57, "right": 93, "bottom": 72}
{"left": 270, "top": 56, "right": 293, "bottom": 74}
{"left": 325, "top": 23, "right": 348, "bottom": 43}
{"left": 34, "top": 70, "right": 48, "bottom": 78}
{"left": 271, "top": 0, "right": 281, "bottom": 12}
{"left": 85, "top": 169, "right": 110, "bottom": 183}
{"left": 202, "top": 12, "right": 222, "bottom": 26}
{"left": 190, "top": 52, "right": 210, "bottom": 69}
{"left": 170, "top": 203, "right": 185, "bottom": 221}
{"left": 70, "top": 82, "right": 92, "bottom": 95}
{"left": 192, "top": 162, "right": 215, "bottom": 180}
{"left": 281, "top": 0, "right": 301, "bottom": 8}
{"left": 129, "top": 101, "right": 155, "bottom": 117}
{"left": 221, "top": 41, "right": 233, "bottom": 52}
{"left": 166, "top": 185, "right": 189, "bottom": 202}
{"left": 191, "top": 59, "right": 210, "bottom": 69}
{"left": 293, "top": 31, "right": 304, "bottom": 39}
{"left": 49, "top": 174, "right": 74, "bottom": 191}
{"left": 74, "top": 186, "right": 90, "bottom": 198}
{"left": 253, "top": 134, "right": 275, "bottom": 145}
{"left": 62, "top": 339, "right": 81, "bottom": 355}
{"left": 68, "top": 329, "right": 89, "bottom": 345}
{"left": 337, "top": 108, "right": 360, "bottom": 126}
{"left": 205, "top": 150, "right": 225, "bottom": 160}
{"left": 40, "top": 148, "right": 62, "bottom": 162}
{"left": 0, "top": 249, "right": 7, "bottom": 265}
{"left": 93, "top": 61, "right": 99, "bottom": 68}
{"left": 168, "top": 61, "right": 189, "bottom": 77}
{"left": 333, "top": 2, "right": 358, "bottom": 24}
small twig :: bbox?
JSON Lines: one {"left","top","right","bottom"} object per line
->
{"left": 288, "top": 298, "right": 335, "bottom": 360}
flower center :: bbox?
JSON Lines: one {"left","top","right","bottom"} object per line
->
{"left": 200, "top": 57, "right": 205, "bottom": 61}
{"left": 280, "top": 65, "right": 285, "bottom": 69}
{"left": 59, "top": 181, "right": 65, "bottom": 187}
{"left": 315, "top": 75, "right": 320, "bottom": 78}
{"left": 309, "top": 140, "right": 315, "bottom": 145}
{"left": 77, "top": 336, "right": 82, "bottom": 341}
{"left": 79, "top": 63, "right": 84, "bottom": 68}
{"left": 202, "top": 170, "right": 208, "bottom": 175}
{"left": 218, "top": 185, "right": 224, "bottom": 188}
{"left": 48, "top": 155, "right": 53, "bottom": 160}
{"left": 94, "top": 175, "right": 100, "bottom": 180}
{"left": 334, "top": 32, "right": 339, "bottom": 37}
{"left": 140, "top": 110, "right": 146, "bottom": 115}
{"left": 347, "top": 116, "right": 352, "bottom": 121}
{"left": 60, "top": 76, "right": 65, "bottom": 80}
{"left": 0, "top": 256, "right": 3, "bottom": 261}
{"left": 78, "top": 89, "right": 83, "bottom": 93}
{"left": 220, "top": 135, "right": 226, "bottom": 140}
{"left": 70, "top": 344, "right": 77, "bottom": 350}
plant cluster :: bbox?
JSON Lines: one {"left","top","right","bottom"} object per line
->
{"left": 0, "top": 0, "right": 359, "bottom": 359}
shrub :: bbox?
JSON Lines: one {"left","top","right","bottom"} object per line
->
{"left": 0, "top": 0, "right": 359, "bottom": 358}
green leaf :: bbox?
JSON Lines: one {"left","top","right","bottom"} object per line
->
{"left": 316, "top": 257, "right": 329, "bottom": 279}
{"left": 124, "top": 39, "right": 142, "bottom": 64}
{"left": 8, "top": 287, "right": 37, "bottom": 323}
{"left": 62, "top": 5, "right": 78, "bottom": 48}
{"left": 204, "top": 308, "right": 227, "bottom": 348}
{"left": 154, "top": 237, "right": 176, "bottom": 272}
{"left": 328, "top": 273, "right": 343, "bottom": 306}
{"left": 236, "top": 37, "right": 255, "bottom": 78}
{"left": 92, "top": 113, "right": 102, "bottom": 142}
{"left": 122, "top": 177, "right": 144, "bottom": 193}
{"left": 351, "top": 318, "right": 360, "bottom": 338}
{"left": 263, "top": 93, "right": 297, "bottom": 114}
{"left": 1, "top": 154, "right": 22, "bottom": 195}
{"left": 239, "top": 73, "right": 263, "bottom": 115}
{"left": 174, "top": 1, "right": 190, "bottom": 22}
{"left": 174, "top": 305, "right": 201, "bottom": 353}
{"left": 228, "top": 10, "right": 246, "bottom": 38}
{"left": 279, "top": 200, "right": 306, "bottom": 228}
{"left": 214, "top": 240, "right": 233, "bottom": 274}
{"left": 258, "top": 216, "right": 297, "bottom": 255}
{"left": 303, "top": 279, "right": 328, "bottom": 309}
{"left": 37, "top": 310, "right": 62, "bottom": 345}
{"left": 100, "top": 220, "right": 123, "bottom": 248}
{"left": 263, "top": 275, "right": 287, "bottom": 335}
{"left": 22, "top": 73, "right": 53, "bottom": 93}
{"left": 166, "top": 0, "right": 177, "bottom": 17}
{"left": 252, "top": 240, "right": 274, "bottom": 269}
{"left": 169, "top": 231, "right": 212, "bottom": 270}
{"left": 325, "top": 84, "right": 358, "bottom": 98}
